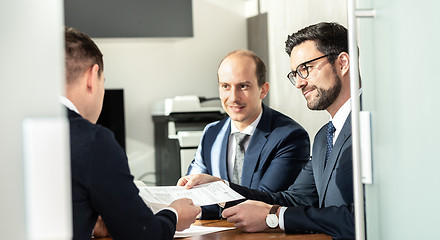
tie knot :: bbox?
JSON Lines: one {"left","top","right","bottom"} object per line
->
{"left": 233, "top": 132, "right": 249, "bottom": 146}
{"left": 327, "top": 121, "right": 336, "bottom": 135}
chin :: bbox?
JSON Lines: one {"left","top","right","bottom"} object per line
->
{"left": 230, "top": 117, "right": 244, "bottom": 122}
{"left": 229, "top": 115, "right": 246, "bottom": 122}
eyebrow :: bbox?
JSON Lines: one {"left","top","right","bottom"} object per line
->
{"left": 218, "top": 81, "right": 253, "bottom": 85}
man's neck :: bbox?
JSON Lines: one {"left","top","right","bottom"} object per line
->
{"left": 232, "top": 121, "right": 250, "bottom": 132}
{"left": 327, "top": 92, "right": 351, "bottom": 117}
{"left": 60, "top": 96, "right": 80, "bottom": 114}
{"left": 231, "top": 108, "right": 263, "bottom": 133}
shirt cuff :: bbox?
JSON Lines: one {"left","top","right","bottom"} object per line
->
{"left": 278, "top": 206, "right": 287, "bottom": 230}
{"left": 161, "top": 207, "right": 179, "bottom": 223}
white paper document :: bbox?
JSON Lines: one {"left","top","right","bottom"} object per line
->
{"left": 174, "top": 224, "right": 235, "bottom": 238}
{"left": 138, "top": 181, "right": 244, "bottom": 207}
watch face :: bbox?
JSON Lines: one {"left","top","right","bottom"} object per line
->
{"left": 266, "top": 214, "right": 278, "bottom": 228}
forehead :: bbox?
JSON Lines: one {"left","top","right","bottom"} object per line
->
{"left": 218, "top": 54, "right": 257, "bottom": 83}
{"left": 290, "top": 40, "right": 322, "bottom": 69}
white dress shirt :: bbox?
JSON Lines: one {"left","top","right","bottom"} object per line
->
{"left": 59, "top": 96, "right": 80, "bottom": 114}
{"left": 227, "top": 109, "right": 263, "bottom": 179}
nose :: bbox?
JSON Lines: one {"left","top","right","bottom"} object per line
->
{"left": 230, "top": 86, "right": 241, "bottom": 102}
{"left": 295, "top": 77, "right": 308, "bottom": 89}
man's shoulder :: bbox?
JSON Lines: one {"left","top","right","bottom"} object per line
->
{"left": 263, "top": 106, "right": 305, "bottom": 132}
{"left": 68, "top": 110, "right": 115, "bottom": 144}
{"left": 204, "top": 117, "right": 229, "bottom": 134}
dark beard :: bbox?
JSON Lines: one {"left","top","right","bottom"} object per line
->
{"left": 307, "top": 68, "right": 342, "bottom": 110}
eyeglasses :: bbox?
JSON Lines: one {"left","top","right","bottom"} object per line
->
{"left": 287, "top": 54, "right": 335, "bottom": 86}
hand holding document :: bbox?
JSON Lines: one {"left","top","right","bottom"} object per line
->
{"left": 135, "top": 180, "right": 241, "bottom": 237}
{"left": 138, "top": 181, "right": 244, "bottom": 208}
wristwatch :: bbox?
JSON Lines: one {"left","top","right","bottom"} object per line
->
{"left": 265, "top": 204, "right": 281, "bottom": 228}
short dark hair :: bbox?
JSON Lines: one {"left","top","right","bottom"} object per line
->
{"left": 65, "top": 27, "right": 103, "bottom": 84}
{"left": 219, "top": 49, "right": 266, "bottom": 87}
{"left": 285, "top": 22, "right": 348, "bottom": 63}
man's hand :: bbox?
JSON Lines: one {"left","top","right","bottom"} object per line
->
{"left": 221, "top": 200, "right": 272, "bottom": 232}
{"left": 92, "top": 215, "right": 110, "bottom": 238}
{"left": 169, "top": 198, "right": 201, "bottom": 231}
{"left": 176, "top": 174, "right": 223, "bottom": 189}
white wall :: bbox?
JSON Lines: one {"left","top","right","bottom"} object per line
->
{"left": 1, "top": 0, "right": 71, "bottom": 239}
{"left": 94, "top": 0, "right": 247, "bottom": 182}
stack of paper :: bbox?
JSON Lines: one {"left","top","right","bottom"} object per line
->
{"left": 174, "top": 224, "right": 235, "bottom": 238}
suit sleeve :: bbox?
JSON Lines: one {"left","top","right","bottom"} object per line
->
{"left": 230, "top": 161, "right": 354, "bottom": 239}
{"left": 90, "top": 128, "right": 176, "bottom": 240}
{"left": 283, "top": 205, "right": 355, "bottom": 239}
{"left": 229, "top": 160, "right": 319, "bottom": 207}
{"left": 186, "top": 124, "right": 212, "bottom": 175}
{"left": 256, "top": 125, "right": 310, "bottom": 193}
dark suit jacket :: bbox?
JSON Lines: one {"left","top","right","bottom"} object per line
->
{"left": 230, "top": 114, "right": 354, "bottom": 239}
{"left": 187, "top": 104, "right": 310, "bottom": 219}
{"left": 68, "top": 109, "right": 177, "bottom": 240}
{"left": 187, "top": 104, "right": 310, "bottom": 192}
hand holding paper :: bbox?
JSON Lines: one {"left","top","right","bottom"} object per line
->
{"left": 169, "top": 198, "right": 201, "bottom": 231}
{"left": 177, "top": 173, "right": 223, "bottom": 189}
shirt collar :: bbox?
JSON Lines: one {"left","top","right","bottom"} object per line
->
{"left": 330, "top": 98, "right": 351, "bottom": 132}
{"left": 230, "top": 108, "right": 263, "bottom": 136}
{"left": 59, "top": 96, "right": 80, "bottom": 114}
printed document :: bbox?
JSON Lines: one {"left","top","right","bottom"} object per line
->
{"left": 138, "top": 181, "right": 244, "bottom": 207}
{"left": 135, "top": 180, "right": 239, "bottom": 237}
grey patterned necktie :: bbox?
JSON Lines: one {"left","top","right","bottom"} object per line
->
{"left": 231, "top": 132, "right": 249, "bottom": 184}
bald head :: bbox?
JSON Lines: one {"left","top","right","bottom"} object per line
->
{"left": 218, "top": 50, "right": 266, "bottom": 87}
{"left": 217, "top": 50, "right": 269, "bottom": 131}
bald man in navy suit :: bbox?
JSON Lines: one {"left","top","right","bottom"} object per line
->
{"left": 186, "top": 50, "right": 310, "bottom": 219}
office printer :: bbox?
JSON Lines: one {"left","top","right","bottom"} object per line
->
{"left": 152, "top": 96, "right": 226, "bottom": 186}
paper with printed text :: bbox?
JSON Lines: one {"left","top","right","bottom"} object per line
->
{"left": 138, "top": 181, "right": 244, "bottom": 207}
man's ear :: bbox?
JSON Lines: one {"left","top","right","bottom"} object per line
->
{"left": 337, "top": 52, "right": 350, "bottom": 76}
{"left": 260, "top": 82, "right": 270, "bottom": 99}
{"left": 86, "top": 64, "right": 100, "bottom": 93}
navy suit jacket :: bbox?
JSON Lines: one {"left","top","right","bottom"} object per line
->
{"left": 229, "top": 114, "right": 354, "bottom": 239}
{"left": 187, "top": 104, "right": 310, "bottom": 192}
{"left": 68, "top": 109, "right": 177, "bottom": 240}
{"left": 187, "top": 104, "right": 310, "bottom": 218}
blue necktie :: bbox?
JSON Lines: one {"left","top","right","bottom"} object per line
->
{"left": 325, "top": 121, "right": 336, "bottom": 168}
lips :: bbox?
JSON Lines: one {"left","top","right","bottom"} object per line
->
{"left": 302, "top": 89, "right": 313, "bottom": 98}
{"left": 228, "top": 105, "right": 245, "bottom": 112}
{"left": 302, "top": 86, "right": 316, "bottom": 98}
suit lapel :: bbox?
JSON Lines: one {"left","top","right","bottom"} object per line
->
{"left": 311, "top": 126, "right": 327, "bottom": 199}
{"left": 219, "top": 120, "right": 231, "bottom": 180}
{"left": 319, "top": 114, "right": 352, "bottom": 207}
{"left": 240, "top": 104, "right": 271, "bottom": 187}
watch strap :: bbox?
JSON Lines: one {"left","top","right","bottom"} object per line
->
{"left": 269, "top": 204, "right": 280, "bottom": 215}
